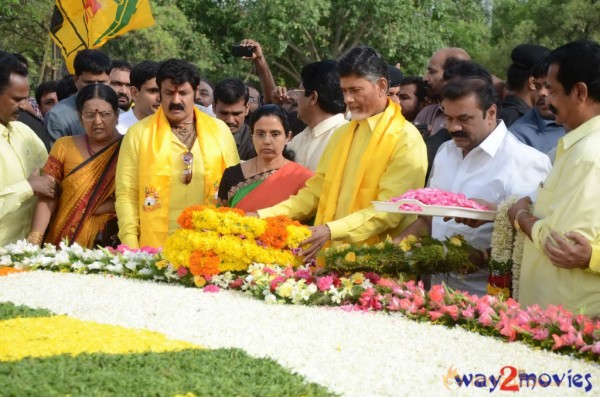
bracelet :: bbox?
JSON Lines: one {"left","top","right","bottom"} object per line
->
{"left": 26, "top": 231, "right": 44, "bottom": 245}
{"left": 513, "top": 209, "right": 530, "bottom": 233}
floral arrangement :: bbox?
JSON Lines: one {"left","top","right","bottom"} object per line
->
{"left": 389, "top": 188, "right": 490, "bottom": 211}
{"left": 0, "top": 239, "right": 176, "bottom": 282}
{"left": 3, "top": 242, "right": 600, "bottom": 360}
{"left": 322, "top": 234, "right": 478, "bottom": 276}
{"left": 209, "top": 264, "right": 600, "bottom": 360}
{"left": 162, "top": 205, "right": 311, "bottom": 286}
{"left": 487, "top": 197, "right": 527, "bottom": 299}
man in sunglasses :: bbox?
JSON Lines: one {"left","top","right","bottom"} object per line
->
{"left": 116, "top": 59, "right": 239, "bottom": 248}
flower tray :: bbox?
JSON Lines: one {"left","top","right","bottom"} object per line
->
{"left": 373, "top": 199, "right": 497, "bottom": 221}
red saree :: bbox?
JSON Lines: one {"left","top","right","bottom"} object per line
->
{"left": 235, "top": 162, "right": 314, "bottom": 212}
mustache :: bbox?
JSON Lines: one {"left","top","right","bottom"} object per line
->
{"left": 169, "top": 103, "right": 185, "bottom": 111}
{"left": 449, "top": 131, "right": 468, "bottom": 138}
{"left": 549, "top": 104, "right": 559, "bottom": 115}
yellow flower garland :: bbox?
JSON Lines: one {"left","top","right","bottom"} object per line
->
{"left": 163, "top": 206, "right": 311, "bottom": 279}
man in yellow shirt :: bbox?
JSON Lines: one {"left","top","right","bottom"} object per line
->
{"left": 508, "top": 40, "right": 600, "bottom": 316}
{"left": 256, "top": 46, "right": 428, "bottom": 260}
{"left": 0, "top": 54, "right": 55, "bottom": 247}
{"left": 116, "top": 59, "right": 239, "bottom": 248}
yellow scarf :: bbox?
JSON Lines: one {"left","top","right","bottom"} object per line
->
{"left": 315, "top": 100, "right": 406, "bottom": 229}
{"left": 138, "top": 106, "right": 227, "bottom": 247}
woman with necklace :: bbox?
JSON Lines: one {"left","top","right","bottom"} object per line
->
{"left": 27, "top": 84, "right": 122, "bottom": 248}
{"left": 217, "top": 105, "right": 313, "bottom": 212}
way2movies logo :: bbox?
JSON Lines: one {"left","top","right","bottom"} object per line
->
{"left": 442, "top": 365, "right": 592, "bottom": 392}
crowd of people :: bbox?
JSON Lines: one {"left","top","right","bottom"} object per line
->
{"left": 1, "top": 37, "right": 600, "bottom": 316}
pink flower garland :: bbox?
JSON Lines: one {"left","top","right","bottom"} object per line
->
{"left": 213, "top": 265, "right": 600, "bottom": 359}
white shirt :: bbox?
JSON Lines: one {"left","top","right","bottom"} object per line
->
{"left": 287, "top": 114, "right": 347, "bottom": 171}
{"left": 429, "top": 121, "right": 552, "bottom": 295}
{"left": 117, "top": 109, "right": 139, "bottom": 135}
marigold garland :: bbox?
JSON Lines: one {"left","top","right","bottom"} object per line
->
{"left": 164, "top": 206, "right": 311, "bottom": 282}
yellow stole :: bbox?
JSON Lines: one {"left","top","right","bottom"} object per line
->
{"left": 314, "top": 100, "right": 406, "bottom": 234}
{"left": 138, "top": 107, "right": 227, "bottom": 247}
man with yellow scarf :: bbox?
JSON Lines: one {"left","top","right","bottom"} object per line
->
{"left": 256, "top": 46, "right": 428, "bottom": 260}
{"left": 116, "top": 59, "right": 239, "bottom": 248}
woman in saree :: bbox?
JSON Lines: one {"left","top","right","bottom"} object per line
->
{"left": 217, "top": 105, "right": 313, "bottom": 211}
{"left": 26, "top": 84, "right": 122, "bottom": 248}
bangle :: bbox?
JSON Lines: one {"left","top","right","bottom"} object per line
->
{"left": 26, "top": 231, "right": 44, "bottom": 245}
{"left": 513, "top": 209, "right": 530, "bottom": 233}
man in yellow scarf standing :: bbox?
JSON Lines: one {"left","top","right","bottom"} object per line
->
{"left": 116, "top": 59, "right": 239, "bottom": 248}
{"left": 256, "top": 46, "right": 428, "bottom": 260}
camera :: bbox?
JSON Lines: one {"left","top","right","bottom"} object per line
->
{"left": 231, "top": 45, "right": 254, "bottom": 57}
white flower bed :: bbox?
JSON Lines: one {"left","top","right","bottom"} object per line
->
{"left": 1, "top": 271, "right": 599, "bottom": 396}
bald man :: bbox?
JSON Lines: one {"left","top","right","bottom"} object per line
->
{"left": 414, "top": 48, "right": 471, "bottom": 137}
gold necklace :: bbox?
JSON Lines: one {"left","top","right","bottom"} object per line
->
{"left": 172, "top": 122, "right": 196, "bottom": 150}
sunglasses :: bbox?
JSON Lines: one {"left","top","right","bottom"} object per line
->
{"left": 180, "top": 151, "right": 193, "bottom": 184}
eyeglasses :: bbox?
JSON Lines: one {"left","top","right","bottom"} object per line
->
{"left": 81, "top": 111, "right": 115, "bottom": 122}
{"left": 248, "top": 96, "right": 258, "bottom": 104}
{"left": 180, "top": 151, "right": 194, "bottom": 184}
{"left": 287, "top": 89, "right": 306, "bottom": 100}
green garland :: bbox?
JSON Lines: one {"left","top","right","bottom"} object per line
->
{"left": 322, "top": 235, "right": 478, "bottom": 276}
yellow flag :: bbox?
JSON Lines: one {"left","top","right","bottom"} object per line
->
{"left": 50, "top": 0, "right": 155, "bottom": 73}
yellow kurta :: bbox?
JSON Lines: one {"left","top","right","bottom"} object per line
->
{"left": 520, "top": 115, "right": 600, "bottom": 316}
{"left": 258, "top": 101, "right": 427, "bottom": 245}
{"left": 0, "top": 121, "right": 48, "bottom": 246}
{"left": 116, "top": 110, "right": 239, "bottom": 248}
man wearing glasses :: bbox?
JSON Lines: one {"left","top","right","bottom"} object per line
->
{"left": 286, "top": 60, "right": 347, "bottom": 172}
{"left": 116, "top": 59, "right": 239, "bottom": 249}
{"left": 256, "top": 47, "right": 428, "bottom": 261}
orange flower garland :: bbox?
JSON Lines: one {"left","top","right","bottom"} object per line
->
{"left": 164, "top": 206, "right": 311, "bottom": 283}
{"left": 189, "top": 250, "right": 220, "bottom": 278}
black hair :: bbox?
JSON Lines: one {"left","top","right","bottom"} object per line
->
{"left": 506, "top": 64, "right": 530, "bottom": 91}
{"left": 399, "top": 76, "right": 427, "bottom": 103}
{"left": 56, "top": 74, "right": 77, "bottom": 101}
{"left": 0, "top": 54, "right": 28, "bottom": 94}
{"left": 530, "top": 57, "right": 550, "bottom": 79}
{"left": 73, "top": 49, "right": 112, "bottom": 76}
{"left": 337, "top": 46, "right": 388, "bottom": 83}
{"left": 249, "top": 104, "right": 295, "bottom": 161}
{"left": 35, "top": 80, "right": 58, "bottom": 105}
{"left": 75, "top": 84, "right": 119, "bottom": 113}
{"left": 130, "top": 60, "right": 159, "bottom": 90}
{"left": 156, "top": 58, "right": 200, "bottom": 91}
{"left": 547, "top": 39, "right": 600, "bottom": 101}
{"left": 442, "top": 78, "right": 497, "bottom": 117}
{"left": 12, "top": 52, "right": 28, "bottom": 68}
{"left": 111, "top": 59, "right": 132, "bottom": 72}
{"left": 301, "top": 60, "right": 345, "bottom": 114}
{"left": 213, "top": 78, "right": 248, "bottom": 106}
{"left": 443, "top": 60, "right": 493, "bottom": 85}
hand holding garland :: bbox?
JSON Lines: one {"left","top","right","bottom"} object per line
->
{"left": 507, "top": 196, "right": 535, "bottom": 238}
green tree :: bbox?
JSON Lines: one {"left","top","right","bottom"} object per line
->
{"left": 103, "top": 0, "right": 221, "bottom": 75}
{"left": 0, "top": 0, "right": 55, "bottom": 83}
{"left": 176, "top": 0, "right": 489, "bottom": 85}
{"left": 487, "top": 0, "right": 600, "bottom": 78}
